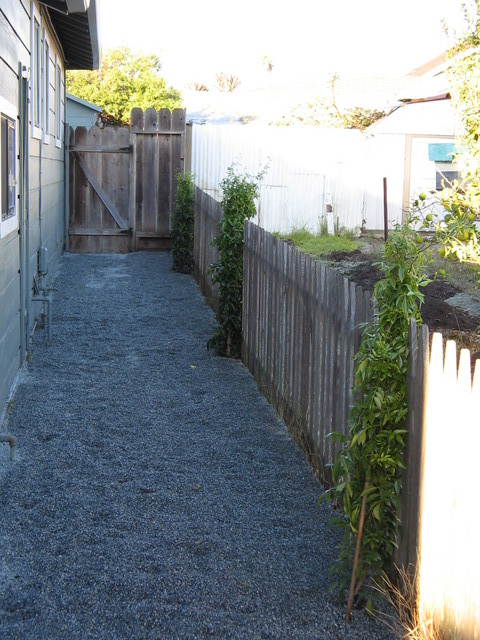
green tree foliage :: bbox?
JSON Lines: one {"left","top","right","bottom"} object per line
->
{"left": 171, "top": 173, "right": 195, "bottom": 274}
{"left": 207, "top": 165, "right": 264, "bottom": 358}
{"left": 67, "top": 47, "right": 182, "bottom": 125}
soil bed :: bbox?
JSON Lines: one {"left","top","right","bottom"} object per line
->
{"left": 327, "top": 249, "right": 480, "bottom": 337}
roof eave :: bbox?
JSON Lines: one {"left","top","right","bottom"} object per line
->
{"left": 42, "top": 0, "right": 101, "bottom": 70}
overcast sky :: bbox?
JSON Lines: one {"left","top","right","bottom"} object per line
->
{"left": 97, "top": 0, "right": 468, "bottom": 89}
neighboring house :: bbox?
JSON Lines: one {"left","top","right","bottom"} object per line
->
{"left": 367, "top": 93, "right": 458, "bottom": 220}
{"left": 66, "top": 92, "right": 102, "bottom": 129}
{"left": 0, "top": 0, "right": 100, "bottom": 414}
{"left": 188, "top": 53, "right": 465, "bottom": 233}
{"left": 367, "top": 50, "right": 468, "bottom": 217}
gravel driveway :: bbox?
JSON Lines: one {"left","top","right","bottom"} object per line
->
{"left": 0, "top": 252, "right": 394, "bottom": 639}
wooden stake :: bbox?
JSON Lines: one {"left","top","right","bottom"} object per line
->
{"left": 383, "top": 177, "right": 388, "bottom": 242}
{"left": 346, "top": 481, "right": 369, "bottom": 622}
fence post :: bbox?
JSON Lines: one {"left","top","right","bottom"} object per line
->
{"left": 396, "top": 320, "right": 429, "bottom": 581}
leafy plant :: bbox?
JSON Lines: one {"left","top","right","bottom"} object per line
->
{"left": 171, "top": 172, "right": 195, "bottom": 274}
{"left": 341, "top": 107, "right": 386, "bottom": 131}
{"left": 323, "top": 218, "right": 431, "bottom": 609}
{"left": 421, "top": 2, "right": 480, "bottom": 270}
{"left": 207, "top": 164, "right": 265, "bottom": 358}
{"left": 414, "top": 185, "right": 480, "bottom": 269}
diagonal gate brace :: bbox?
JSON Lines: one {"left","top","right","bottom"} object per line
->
{"left": 73, "top": 151, "right": 129, "bottom": 231}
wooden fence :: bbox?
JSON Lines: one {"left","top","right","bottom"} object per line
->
{"left": 193, "top": 187, "right": 221, "bottom": 312}
{"left": 417, "top": 333, "right": 479, "bottom": 637}
{"left": 242, "top": 222, "right": 374, "bottom": 478}
{"left": 68, "top": 108, "right": 185, "bottom": 253}
{"left": 192, "top": 190, "right": 478, "bottom": 576}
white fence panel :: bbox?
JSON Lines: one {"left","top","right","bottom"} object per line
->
{"left": 190, "top": 124, "right": 406, "bottom": 234}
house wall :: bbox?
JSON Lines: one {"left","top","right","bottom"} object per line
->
{"left": 66, "top": 98, "right": 101, "bottom": 129}
{"left": 0, "top": 0, "right": 66, "bottom": 413}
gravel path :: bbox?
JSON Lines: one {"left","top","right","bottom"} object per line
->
{"left": 0, "top": 252, "right": 394, "bottom": 639}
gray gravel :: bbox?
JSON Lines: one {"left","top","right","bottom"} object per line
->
{"left": 0, "top": 252, "right": 395, "bottom": 639}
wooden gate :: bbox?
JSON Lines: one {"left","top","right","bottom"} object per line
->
{"left": 68, "top": 107, "right": 185, "bottom": 252}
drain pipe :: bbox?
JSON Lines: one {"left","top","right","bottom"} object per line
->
{"left": 0, "top": 435, "right": 17, "bottom": 461}
{"left": 18, "top": 63, "right": 29, "bottom": 363}
{"left": 31, "top": 293, "right": 52, "bottom": 341}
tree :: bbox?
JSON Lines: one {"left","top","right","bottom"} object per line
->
{"left": 66, "top": 47, "right": 182, "bottom": 125}
{"left": 421, "top": 1, "right": 480, "bottom": 266}
{"left": 274, "top": 74, "right": 385, "bottom": 130}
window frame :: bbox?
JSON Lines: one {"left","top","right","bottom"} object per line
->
{"left": 43, "top": 29, "right": 50, "bottom": 144}
{"left": 0, "top": 96, "right": 18, "bottom": 239}
{"left": 30, "top": 2, "right": 42, "bottom": 140}
{"left": 54, "top": 54, "right": 62, "bottom": 148}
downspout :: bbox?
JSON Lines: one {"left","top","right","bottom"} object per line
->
{"left": 18, "top": 63, "right": 29, "bottom": 364}
{"left": 25, "top": 81, "right": 31, "bottom": 350}
{"left": 31, "top": 292, "right": 52, "bottom": 341}
{"left": 0, "top": 435, "right": 17, "bottom": 461}
{"left": 64, "top": 69, "right": 69, "bottom": 252}
{"left": 39, "top": 130, "right": 43, "bottom": 252}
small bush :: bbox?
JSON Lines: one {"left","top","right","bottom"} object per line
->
{"left": 207, "top": 164, "right": 264, "bottom": 358}
{"left": 171, "top": 172, "right": 195, "bottom": 274}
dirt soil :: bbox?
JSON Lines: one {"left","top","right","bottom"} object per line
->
{"left": 327, "top": 249, "right": 480, "bottom": 351}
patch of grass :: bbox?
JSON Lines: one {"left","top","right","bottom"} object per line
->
{"left": 373, "top": 566, "right": 444, "bottom": 640}
{"left": 429, "top": 244, "right": 480, "bottom": 302}
{"left": 276, "top": 227, "right": 360, "bottom": 259}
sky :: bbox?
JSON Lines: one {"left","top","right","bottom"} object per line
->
{"left": 97, "top": 0, "right": 469, "bottom": 90}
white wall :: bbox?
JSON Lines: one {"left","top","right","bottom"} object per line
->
{"left": 190, "top": 124, "right": 407, "bottom": 234}
{"left": 190, "top": 123, "right": 456, "bottom": 234}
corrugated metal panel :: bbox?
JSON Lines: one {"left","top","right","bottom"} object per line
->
{"left": 190, "top": 124, "right": 408, "bottom": 233}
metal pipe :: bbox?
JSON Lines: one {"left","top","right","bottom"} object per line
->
{"left": 64, "top": 118, "right": 70, "bottom": 252}
{"left": 32, "top": 294, "right": 52, "bottom": 341}
{"left": 18, "top": 63, "right": 29, "bottom": 364}
{"left": 39, "top": 127, "right": 43, "bottom": 252}
{"left": 64, "top": 67, "right": 70, "bottom": 252}
{"left": 0, "top": 435, "right": 17, "bottom": 461}
{"left": 383, "top": 176, "right": 388, "bottom": 242}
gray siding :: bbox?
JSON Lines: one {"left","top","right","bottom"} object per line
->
{"left": 0, "top": 234, "right": 20, "bottom": 412}
{"left": 0, "top": 0, "right": 66, "bottom": 413}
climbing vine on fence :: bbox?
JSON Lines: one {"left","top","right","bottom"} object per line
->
{"left": 207, "top": 164, "right": 265, "bottom": 358}
{"left": 171, "top": 172, "right": 195, "bottom": 274}
{"left": 323, "top": 218, "right": 431, "bottom": 612}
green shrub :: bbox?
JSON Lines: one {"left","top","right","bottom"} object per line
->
{"left": 207, "top": 164, "right": 264, "bottom": 358}
{"left": 171, "top": 172, "right": 195, "bottom": 274}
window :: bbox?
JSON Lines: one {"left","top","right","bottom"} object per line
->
{"left": 30, "top": 2, "right": 42, "bottom": 139}
{"left": 55, "top": 55, "right": 62, "bottom": 147}
{"left": 0, "top": 97, "right": 18, "bottom": 239}
{"left": 43, "top": 31, "right": 50, "bottom": 143}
